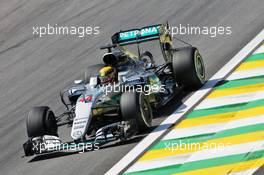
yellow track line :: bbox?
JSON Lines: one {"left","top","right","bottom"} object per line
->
{"left": 236, "top": 60, "right": 264, "bottom": 71}
{"left": 207, "top": 83, "right": 264, "bottom": 99}
{"left": 174, "top": 106, "right": 264, "bottom": 129}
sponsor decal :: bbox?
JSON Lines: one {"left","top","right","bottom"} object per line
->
{"left": 79, "top": 95, "right": 92, "bottom": 102}
{"left": 119, "top": 26, "right": 159, "bottom": 41}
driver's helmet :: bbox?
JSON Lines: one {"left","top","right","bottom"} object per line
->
{"left": 98, "top": 66, "right": 116, "bottom": 85}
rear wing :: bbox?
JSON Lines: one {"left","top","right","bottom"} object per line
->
{"left": 111, "top": 24, "right": 164, "bottom": 45}
{"left": 109, "top": 23, "right": 175, "bottom": 63}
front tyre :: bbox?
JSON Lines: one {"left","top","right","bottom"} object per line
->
{"left": 26, "top": 106, "right": 58, "bottom": 138}
{"left": 120, "top": 92, "right": 153, "bottom": 133}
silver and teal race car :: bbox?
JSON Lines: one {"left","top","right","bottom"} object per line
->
{"left": 23, "top": 23, "right": 206, "bottom": 156}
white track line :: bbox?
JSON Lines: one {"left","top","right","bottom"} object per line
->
{"left": 229, "top": 168, "right": 259, "bottom": 175}
{"left": 227, "top": 67, "right": 264, "bottom": 80}
{"left": 220, "top": 114, "right": 264, "bottom": 132}
{"left": 196, "top": 90, "right": 264, "bottom": 110}
{"left": 125, "top": 153, "right": 191, "bottom": 173}
{"left": 105, "top": 29, "right": 264, "bottom": 175}
{"left": 254, "top": 44, "right": 264, "bottom": 54}
{"left": 163, "top": 123, "right": 224, "bottom": 140}
{"left": 182, "top": 140, "right": 264, "bottom": 164}
{"left": 163, "top": 114, "right": 264, "bottom": 141}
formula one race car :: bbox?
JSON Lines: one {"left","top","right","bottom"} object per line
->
{"left": 23, "top": 23, "right": 205, "bottom": 156}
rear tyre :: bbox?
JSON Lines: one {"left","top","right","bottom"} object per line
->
{"left": 84, "top": 64, "right": 105, "bottom": 84}
{"left": 26, "top": 106, "right": 58, "bottom": 138}
{"left": 120, "top": 92, "right": 153, "bottom": 133}
{"left": 172, "top": 47, "right": 205, "bottom": 90}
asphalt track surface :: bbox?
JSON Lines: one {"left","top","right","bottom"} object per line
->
{"left": 0, "top": 0, "right": 263, "bottom": 175}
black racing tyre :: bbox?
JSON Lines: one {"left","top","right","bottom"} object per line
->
{"left": 26, "top": 106, "right": 58, "bottom": 138}
{"left": 172, "top": 47, "right": 206, "bottom": 90}
{"left": 84, "top": 64, "right": 105, "bottom": 84}
{"left": 120, "top": 92, "right": 153, "bottom": 133}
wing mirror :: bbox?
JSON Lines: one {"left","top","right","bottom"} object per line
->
{"left": 89, "top": 77, "right": 98, "bottom": 87}
{"left": 74, "top": 80, "right": 84, "bottom": 84}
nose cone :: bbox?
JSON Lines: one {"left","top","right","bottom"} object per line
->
{"left": 71, "top": 100, "right": 93, "bottom": 140}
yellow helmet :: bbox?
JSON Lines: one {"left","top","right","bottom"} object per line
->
{"left": 99, "top": 66, "right": 116, "bottom": 84}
